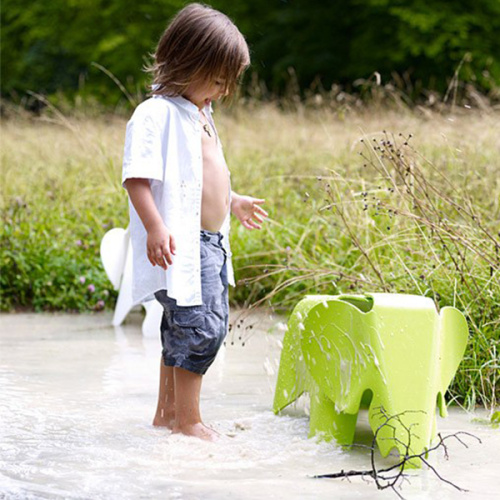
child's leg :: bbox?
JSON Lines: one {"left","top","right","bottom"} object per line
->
{"left": 152, "top": 359, "right": 176, "bottom": 428}
{"left": 172, "top": 367, "right": 219, "bottom": 441}
{"left": 152, "top": 232, "right": 228, "bottom": 440}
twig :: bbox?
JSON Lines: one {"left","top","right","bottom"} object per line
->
{"left": 314, "top": 408, "right": 481, "bottom": 499}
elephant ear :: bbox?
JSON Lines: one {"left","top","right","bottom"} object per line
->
{"left": 436, "top": 306, "right": 469, "bottom": 417}
{"left": 300, "top": 297, "right": 376, "bottom": 414}
{"left": 100, "top": 227, "right": 130, "bottom": 290}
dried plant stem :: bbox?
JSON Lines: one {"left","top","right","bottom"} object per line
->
{"left": 315, "top": 407, "right": 481, "bottom": 499}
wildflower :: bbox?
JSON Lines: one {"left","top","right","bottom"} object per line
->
{"left": 87, "top": 284, "right": 95, "bottom": 293}
{"left": 79, "top": 276, "right": 86, "bottom": 284}
{"left": 95, "top": 300, "right": 105, "bottom": 311}
{"left": 76, "top": 239, "right": 83, "bottom": 246}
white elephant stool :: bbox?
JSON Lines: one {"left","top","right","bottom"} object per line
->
{"left": 100, "top": 227, "right": 163, "bottom": 337}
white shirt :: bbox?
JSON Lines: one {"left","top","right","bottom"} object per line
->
{"left": 122, "top": 95, "right": 235, "bottom": 306}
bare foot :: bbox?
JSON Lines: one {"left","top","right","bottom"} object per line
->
{"left": 173, "top": 422, "right": 219, "bottom": 441}
{"left": 152, "top": 409, "right": 175, "bottom": 429}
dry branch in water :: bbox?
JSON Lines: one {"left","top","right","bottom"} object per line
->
{"left": 314, "top": 407, "right": 482, "bottom": 500}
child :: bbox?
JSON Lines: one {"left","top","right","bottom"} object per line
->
{"left": 122, "top": 3, "right": 268, "bottom": 441}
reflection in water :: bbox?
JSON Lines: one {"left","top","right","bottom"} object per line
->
{"left": 0, "top": 311, "right": 498, "bottom": 499}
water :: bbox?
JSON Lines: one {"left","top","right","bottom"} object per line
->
{"left": 1, "top": 311, "right": 498, "bottom": 499}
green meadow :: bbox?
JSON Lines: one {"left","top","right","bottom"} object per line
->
{"left": 1, "top": 101, "right": 499, "bottom": 409}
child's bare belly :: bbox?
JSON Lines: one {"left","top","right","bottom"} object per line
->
{"left": 200, "top": 141, "right": 230, "bottom": 232}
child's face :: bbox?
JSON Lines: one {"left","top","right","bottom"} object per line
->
{"left": 183, "top": 78, "right": 228, "bottom": 110}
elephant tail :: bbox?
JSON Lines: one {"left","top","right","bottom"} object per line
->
{"left": 436, "top": 306, "right": 469, "bottom": 417}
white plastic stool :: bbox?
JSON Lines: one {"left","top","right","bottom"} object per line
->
{"left": 100, "top": 227, "right": 163, "bottom": 338}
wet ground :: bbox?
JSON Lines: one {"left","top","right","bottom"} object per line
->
{"left": 1, "top": 310, "right": 499, "bottom": 499}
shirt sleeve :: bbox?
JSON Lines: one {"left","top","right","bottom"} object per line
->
{"left": 122, "top": 104, "right": 165, "bottom": 185}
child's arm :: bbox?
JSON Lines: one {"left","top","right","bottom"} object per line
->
{"left": 231, "top": 192, "right": 268, "bottom": 230}
{"left": 124, "top": 178, "right": 176, "bottom": 270}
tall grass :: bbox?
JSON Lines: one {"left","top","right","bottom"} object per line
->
{"left": 223, "top": 103, "right": 499, "bottom": 410}
{"left": 1, "top": 106, "right": 126, "bottom": 311}
{"left": 1, "top": 99, "right": 499, "bottom": 408}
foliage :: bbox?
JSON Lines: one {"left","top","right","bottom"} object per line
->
{"left": 0, "top": 113, "right": 127, "bottom": 312}
{"left": 1, "top": 102, "right": 498, "bottom": 409}
{"left": 221, "top": 0, "right": 500, "bottom": 96}
{"left": 0, "top": 199, "right": 119, "bottom": 311}
{"left": 2, "top": 0, "right": 500, "bottom": 105}
{"left": 492, "top": 411, "right": 500, "bottom": 427}
{"left": 225, "top": 103, "right": 499, "bottom": 410}
{"left": 1, "top": 0, "right": 184, "bottom": 105}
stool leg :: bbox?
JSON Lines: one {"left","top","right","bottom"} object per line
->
{"left": 309, "top": 383, "right": 358, "bottom": 445}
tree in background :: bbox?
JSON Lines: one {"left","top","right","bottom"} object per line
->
{"left": 2, "top": 0, "right": 499, "bottom": 105}
{"left": 1, "top": 0, "right": 184, "bottom": 105}
{"left": 216, "top": 0, "right": 500, "bottom": 95}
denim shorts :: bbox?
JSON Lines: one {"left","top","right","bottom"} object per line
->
{"left": 154, "top": 230, "right": 229, "bottom": 375}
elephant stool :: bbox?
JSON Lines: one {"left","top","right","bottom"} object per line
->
{"left": 273, "top": 293, "right": 468, "bottom": 467}
{"left": 100, "top": 227, "right": 163, "bottom": 337}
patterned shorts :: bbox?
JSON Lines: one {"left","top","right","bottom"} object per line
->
{"left": 154, "top": 230, "right": 229, "bottom": 375}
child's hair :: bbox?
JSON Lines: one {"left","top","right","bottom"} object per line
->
{"left": 149, "top": 3, "right": 250, "bottom": 97}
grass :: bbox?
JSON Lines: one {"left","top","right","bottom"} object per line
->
{"left": 1, "top": 98, "right": 499, "bottom": 410}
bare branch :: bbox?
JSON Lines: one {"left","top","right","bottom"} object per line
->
{"left": 313, "top": 408, "right": 480, "bottom": 499}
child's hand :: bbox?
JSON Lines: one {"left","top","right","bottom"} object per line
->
{"left": 231, "top": 194, "right": 268, "bottom": 230}
{"left": 147, "top": 224, "right": 176, "bottom": 269}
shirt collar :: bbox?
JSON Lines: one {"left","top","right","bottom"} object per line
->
{"left": 163, "top": 95, "right": 213, "bottom": 119}
{"left": 150, "top": 84, "right": 211, "bottom": 116}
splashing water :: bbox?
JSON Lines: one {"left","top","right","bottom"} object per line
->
{"left": 0, "top": 311, "right": 498, "bottom": 499}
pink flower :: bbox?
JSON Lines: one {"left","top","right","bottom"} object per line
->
{"left": 87, "top": 284, "right": 95, "bottom": 293}
{"left": 79, "top": 276, "right": 86, "bottom": 284}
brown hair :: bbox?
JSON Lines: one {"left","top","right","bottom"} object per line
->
{"left": 149, "top": 3, "right": 250, "bottom": 97}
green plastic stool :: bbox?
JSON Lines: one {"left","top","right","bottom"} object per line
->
{"left": 273, "top": 293, "right": 468, "bottom": 467}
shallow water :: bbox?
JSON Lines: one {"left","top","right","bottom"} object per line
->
{"left": 0, "top": 311, "right": 498, "bottom": 500}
